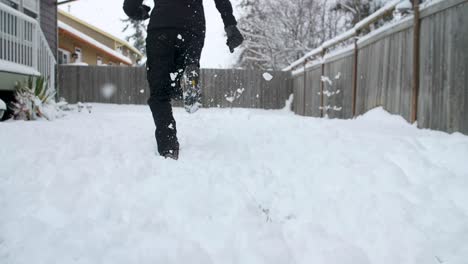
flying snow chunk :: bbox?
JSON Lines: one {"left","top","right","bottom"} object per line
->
{"left": 140, "top": 89, "right": 145, "bottom": 94}
{"left": 225, "top": 96, "right": 235, "bottom": 103}
{"left": 321, "top": 76, "right": 333, "bottom": 85}
{"left": 177, "top": 34, "right": 183, "bottom": 40}
{"left": 263, "top": 72, "right": 273, "bottom": 81}
{"left": 170, "top": 72, "right": 178, "bottom": 81}
{"left": 333, "top": 106, "right": 343, "bottom": 111}
{"left": 101, "top": 83, "right": 117, "bottom": 99}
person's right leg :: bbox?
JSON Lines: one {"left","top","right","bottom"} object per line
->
{"left": 179, "top": 30, "right": 205, "bottom": 113}
{"left": 146, "top": 29, "right": 180, "bottom": 157}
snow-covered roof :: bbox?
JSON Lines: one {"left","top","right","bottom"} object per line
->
{"left": 357, "top": 15, "right": 413, "bottom": 47}
{"left": 0, "top": 60, "right": 41, "bottom": 76}
{"left": 58, "top": 10, "right": 142, "bottom": 57}
{"left": 58, "top": 21, "right": 133, "bottom": 65}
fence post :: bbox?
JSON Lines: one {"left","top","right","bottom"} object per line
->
{"left": 320, "top": 50, "right": 326, "bottom": 117}
{"left": 411, "top": 0, "right": 421, "bottom": 123}
{"left": 352, "top": 36, "right": 359, "bottom": 117}
{"left": 303, "top": 59, "right": 308, "bottom": 116}
{"left": 32, "top": 24, "right": 38, "bottom": 70}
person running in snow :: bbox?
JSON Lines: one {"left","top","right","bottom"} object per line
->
{"left": 123, "top": 0, "right": 244, "bottom": 160}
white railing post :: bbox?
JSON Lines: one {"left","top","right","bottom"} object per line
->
{"left": 32, "top": 23, "right": 38, "bottom": 69}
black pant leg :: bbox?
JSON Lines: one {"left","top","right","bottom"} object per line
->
{"left": 171, "top": 46, "right": 187, "bottom": 100}
{"left": 146, "top": 29, "right": 179, "bottom": 155}
{"left": 181, "top": 30, "right": 205, "bottom": 68}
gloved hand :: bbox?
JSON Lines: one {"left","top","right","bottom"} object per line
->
{"left": 225, "top": 25, "right": 244, "bottom": 53}
{"left": 127, "top": 4, "right": 151, "bottom": 21}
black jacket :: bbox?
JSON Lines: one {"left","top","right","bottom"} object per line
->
{"left": 123, "top": 0, "right": 237, "bottom": 31}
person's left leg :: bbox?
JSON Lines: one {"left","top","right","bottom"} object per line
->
{"left": 146, "top": 29, "right": 180, "bottom": 158}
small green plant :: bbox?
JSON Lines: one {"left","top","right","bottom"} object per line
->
{"left": 11, "top": 76, "right": 57, "bottom": 120}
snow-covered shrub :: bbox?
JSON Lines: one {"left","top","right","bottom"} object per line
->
{"left": 0, "top": 98, "right": 6, "bottom": 119}
{"left": 56, "top": 97, "right": 72, "bottom": 111}
{"left": 11, "top": 77, "right": 63, "bottom": 121}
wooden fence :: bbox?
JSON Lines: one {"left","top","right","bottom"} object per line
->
{"left": 58, "top": 66, "right": 292, "bottom": 110}
{"left": 290, "top": 0, "right": 468, "bottom": 134}
{"left": 57, "top": 0, "right": 467, "bottom": 135}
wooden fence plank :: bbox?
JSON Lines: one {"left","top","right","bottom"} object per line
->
{"left": 304, "top": 67, "right": 322, "bottom": 117}
{"left": 419, "top": 1, "right": 468, "bottom": 133}
{"left": 323, "top": 54, "right": 354, "bottom": 119}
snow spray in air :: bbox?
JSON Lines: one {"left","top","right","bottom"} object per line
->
{"left": 100, "top": 83, "right": 117, "bottom": 99}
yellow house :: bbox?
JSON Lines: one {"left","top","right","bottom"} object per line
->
{"left": 58, "top": 10, "right": 143, "bottom": 66}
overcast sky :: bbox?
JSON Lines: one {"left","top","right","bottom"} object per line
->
{"left": 59, "top": 0, "right": 241, "bottom": 68}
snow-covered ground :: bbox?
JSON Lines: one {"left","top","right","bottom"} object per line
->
{"left": 1, "top": 104, "right": 467, "bottom": 264}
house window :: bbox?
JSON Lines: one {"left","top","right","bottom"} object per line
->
{"left": 1, "top": 0, "right": 39, "bottom": 19}
{"left": 74, "top": 47, "right": 82, "bottom": 63}
{"left": 23, "top": 0, "right": 39, "bottom": 18}
{"left": 121, "top": 47, "right": 129, "bottom": 56}
{"left": 23, "top": 8, "right": 38, "bottom": 19}
{"left": 0, "top": 0, "right": 19, "bottom": 10}
{"left": 58, "top": 49, "right": 71, "bottom": 64}
{"left": 97, "top": 56, "right": 103, "bottom": 65}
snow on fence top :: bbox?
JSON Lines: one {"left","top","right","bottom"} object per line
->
{"left": 283, "top": 0, "right": 402, "bottom": 72}
{"left": 354, "top": 0, "right": 403, "bottom": 29}
{"left": 356, "top": 15, "right": 414, "bottom": 48}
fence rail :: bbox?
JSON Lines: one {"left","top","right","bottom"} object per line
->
{"left": 58, "top": 65, "right": 292, "bottom": 110}
{"left": 288, "top": 0, "right": 468, "bottom": 134}
{"left": 0, "top": 2, "right": 56, "bottom": 90}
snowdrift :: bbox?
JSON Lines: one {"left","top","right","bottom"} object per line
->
{"left": 1, "top": 105, "right": 467, "bottom": 264}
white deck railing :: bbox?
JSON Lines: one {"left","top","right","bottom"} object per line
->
{"left": 0, "top": 2, "right": 56, "bottom": 90}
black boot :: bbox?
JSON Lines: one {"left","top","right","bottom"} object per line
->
{"left": 163, "top": 149, "right": 179, "bottom": 160}
{"left": 183, "top": 64, "right": 202, "bottom": 114}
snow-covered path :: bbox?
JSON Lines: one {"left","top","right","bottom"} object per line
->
{"left": 1, "top": 104, "right": 467, "bottom": 264}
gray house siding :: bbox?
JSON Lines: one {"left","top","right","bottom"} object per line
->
{"left": 40, "top": 0, "right": 57, "bottom": 58}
